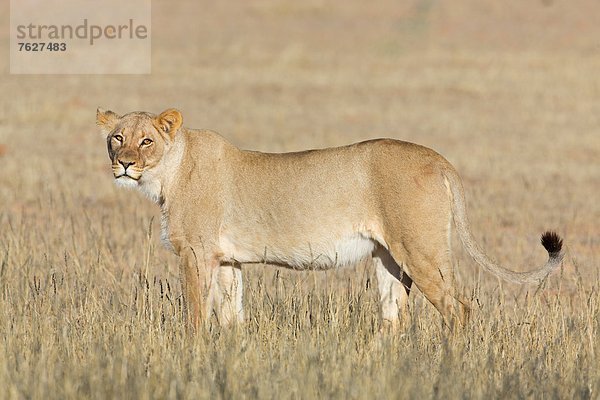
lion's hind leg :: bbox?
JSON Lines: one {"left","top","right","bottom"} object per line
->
{"left": 392, "top": 241, "right": 469, "bottom": 330}
{"left": 373, "top": 246, "right": 413, "bottom": 330}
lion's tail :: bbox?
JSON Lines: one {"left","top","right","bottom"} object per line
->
{"left": 442, "top": 168, "right": 564, "bottom": 284}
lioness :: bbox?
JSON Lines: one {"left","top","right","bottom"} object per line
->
{"left": 97, "top": 108, "right": 563, "bottom": 329}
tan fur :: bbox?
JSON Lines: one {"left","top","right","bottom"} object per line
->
{"left": 97, "top": 108, "right": 564, "bottom": 330}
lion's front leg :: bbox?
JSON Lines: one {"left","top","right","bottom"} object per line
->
{"left": 207, "top": 264, "right": 244, "bottom": 326}
{"left": 178, "top": 246, "right": 218, "bottom": 331}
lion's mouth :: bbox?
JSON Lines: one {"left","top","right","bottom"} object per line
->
{"left": 112, "top": 163, "right": 143, "bottom": 182}
{"left": 114, "top": 173, "right": 141, "bottom": 188}
{"left": 115, "top": 173, "right": 140, "bottom": 181}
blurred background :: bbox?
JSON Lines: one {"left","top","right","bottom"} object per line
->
{"left": 1, "top": 0, "right": 599, "bottom": 291}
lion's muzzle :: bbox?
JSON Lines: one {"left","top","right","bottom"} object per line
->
{"left": 112, "top": 158, "right": 142, "bottom": 185}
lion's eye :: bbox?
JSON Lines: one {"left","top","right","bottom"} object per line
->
{"left": 141, "top": 138, "right": 153, "bottom": 146}
{"left": 113, "top": 134, "right": 123, "bottom": 142}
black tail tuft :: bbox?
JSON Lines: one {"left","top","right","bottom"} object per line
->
{"left": 541, "top": 231, "right": 563, "bottom": 258}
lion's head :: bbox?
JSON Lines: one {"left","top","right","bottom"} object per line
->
{"left": 96, "top": 108, "right": 182, "bottom": 188}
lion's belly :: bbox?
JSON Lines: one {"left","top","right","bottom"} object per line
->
{"left": 219, "top": 231, "right": 377, "bottom": 270}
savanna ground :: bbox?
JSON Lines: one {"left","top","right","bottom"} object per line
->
{"left": 1, "top": 0, "right": 600, "bottom": 398}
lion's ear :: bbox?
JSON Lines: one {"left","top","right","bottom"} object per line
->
{"left": 96, "top": 108, "right": 121, "bottom": 135}
{"left": 154, "top": 109, "right": 183, "bottom": 140}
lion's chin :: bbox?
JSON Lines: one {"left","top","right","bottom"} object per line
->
{"left": 114, "top": 175, "right": 140, "bottom": 189}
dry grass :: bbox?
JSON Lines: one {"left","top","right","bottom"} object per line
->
{"left": 1, "top": 0, "right": 599, "bottom": 398}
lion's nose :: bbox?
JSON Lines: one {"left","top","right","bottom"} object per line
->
{"left": 118, "top": 160, "right": 136, "bottom": 170}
